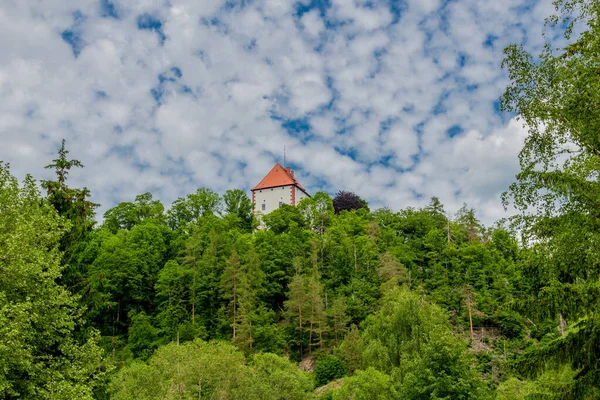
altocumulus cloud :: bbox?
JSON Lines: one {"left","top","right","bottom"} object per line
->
{"left": 0, "top": 0, "right": 555, "bottom": 224}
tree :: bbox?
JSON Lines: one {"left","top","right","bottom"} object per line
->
{"left": 167, "top": 188, "right": 221, "bottom": 230}
{"left": 332, "top": 190, "right": 366, "bottom": 214}
{"left": 41, "top": 139, "right": 98, "bottom": 283}
{"left": 262, "top": 203, "right": 306, "bottom": 234}
{"left": 361, "top": 288, "right": 488, "bottom": 399}
{"left": 314, "top": 355, "right": 344, "bottom": 386}
{"left": 109, "top": 339, "right": 315, "bottom": 399}
{"left": 223, "top": 189, "right": 253, "bottom": 230}
{"left": 501, "top": 0, "right": 600, "bottom": 395}
{"left": 284, "top": 275, "right": 309, "bottom": 358}
{"left": 306, "top": 277, "right": 327, "bottom": 352}
{"left": 297, "top": 192, "right": 334, "bottom": 234}
{"left": 332, "top": 367, "right": 397, "bottom": 400}
{"left": 251, "top": 353, "right": 315, "bottom": 400}
{"left": 103, "top": 193, "right": 165, "bottom": 232}
{"left": 155, "top": 260, "right": 190, "bottom": 341}
{"left": 338, "top": 325, "right": 363, "bottom": 375}
{"left": 109, "top": 340, "right": 251, "bottom": 399}
{"left": 328, "top": 296, "right": 350, "bottom": 346}
{"left": 221, "top": 251, "right": 244, "bottom": 340}
{"left": 0, "top": 163, "right": 107, "bottom": 398}
{"left": 455, "top": 204, "right": 484, "bottom": 243}
{"left": 86, "top": 223, "right": 169, "bottom": 336}
{"left": 235, "top": 245, "right": 265, "bottom": 351}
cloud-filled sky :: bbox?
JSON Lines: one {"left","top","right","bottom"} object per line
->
{"left": 0, "top": 0, "right": 555, "bottom": 224}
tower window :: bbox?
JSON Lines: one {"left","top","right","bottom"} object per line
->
{"left": 279, "top": 201, "right": 283, "bottom": 207}
{"left": 262, "top": 203, "right": 266, "bottom": 211}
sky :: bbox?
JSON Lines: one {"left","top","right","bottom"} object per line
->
{"left": 0, "top": 0, "right": 556, "bottom": 225}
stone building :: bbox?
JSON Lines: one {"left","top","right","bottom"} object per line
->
{"left": 251, "top": 163, "right": 310, "bottom": 217}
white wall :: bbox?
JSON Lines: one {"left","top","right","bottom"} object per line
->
{"left": 296, "top": 187, "right": 309, "bottom": 203}
{"left": 253, "top": 185, "right": 293, "bottom": 215}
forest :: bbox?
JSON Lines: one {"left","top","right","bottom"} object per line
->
{"left": 2, "top": 0, "right": 600, "bottom": 399}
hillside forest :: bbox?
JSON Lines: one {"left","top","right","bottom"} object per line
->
{"left": 3, "top": 0, "right": 600, "bottom": 399}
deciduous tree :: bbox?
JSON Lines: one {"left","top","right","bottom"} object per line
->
{"left": 0, "top": 163, "right": 107, "bottom": 399}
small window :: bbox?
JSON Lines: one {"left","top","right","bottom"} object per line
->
{"left": 271, "top": 188, "right": 273, "bottom": 191}
{"left": 279, "top": 201, "right": 283, "bottom": 207}
{"left": 261, "top": 203, "right": 266, "bottom": 211}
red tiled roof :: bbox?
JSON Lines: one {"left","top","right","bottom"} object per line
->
{"left": 252, "top": 163, "right": 307, "bottom": 192}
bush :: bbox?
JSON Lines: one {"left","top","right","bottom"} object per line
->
{"left": 315, "top": 355, "right": 345, "bottom": 387}
{"left": 495, "top": 311, "right": 524, "bottom": 339}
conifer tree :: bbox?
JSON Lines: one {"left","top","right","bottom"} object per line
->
{"left": 306, "top": 276, "right": 327, "bottom": 352}
{"left": 41, "top": 139, "right": 98, "bottom": 285}
{"left": 328, "top": 296, "right": 350, "bottom": 346}
{"left": 234, "top": 247, "right": 264, "bottom": 351}
{"left": 284, "top": 274, "right": 309, "bottom": 358}
{"left": 222, "top": 251, "right": 243, "bottom": 340}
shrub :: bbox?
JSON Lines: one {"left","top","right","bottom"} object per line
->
{"left": 315, "top": 355, "right": 345, "bottom": 387}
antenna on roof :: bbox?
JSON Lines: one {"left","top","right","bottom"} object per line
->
{"left": 283, "top": 145, "right": 286, "bottom": 168}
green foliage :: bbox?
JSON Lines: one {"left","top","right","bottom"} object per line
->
{"left": 223, "top": 189, "right": 253, "bottom": 231}
{"left": 41, "top": 139, "right": 98, "bottom": 286}
{"left": 103, "top": 192, "right": 165, "bottom": 233}
{"left": 332, "top": 368, "right": 397, "bottom": 400}
{"left": 1, "top": 143, "right": 554, "bottom": 397}
{"left": 501, "top": 0, "right": 600, "bottom": 395}
{"left": 338, "top": 324, "right": 363, "bottom": 374}
{"left": 127, "top": 312, "right": 161, "bottom": 360}
{"left": 85, "top": 223, "right": 170, "bottom": 336}
{"left": 251, "top": 352, "right": 315, "bottom": 400}
{"left": 167, "top": 187, "right": 222, "bottom": 230}
{"left": 0, "top": 162, "right": 107, "bottom": 399}
{"left": 315, "top": 355, "right": 345, "bottom": 386}
{"left": 496, "top": 366, "right": 578, "bottom": 400}
{"left": 495, "top": 310, "right": 525, "bottom": 339}
{"left": 109, "top": 339, "right": 315, "bottom": 400}
{"left": 361, "top": 288, "right": 489, "bottom": 399}
{"left": 263, "top": 203, "right": 307, "bottom": 234}
{"left": 297, "top": 192, "right": 335, "bottom": 234}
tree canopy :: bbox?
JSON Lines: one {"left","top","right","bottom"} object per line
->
{"left": 501, "top": 0, "right": 600, "bottom": 396}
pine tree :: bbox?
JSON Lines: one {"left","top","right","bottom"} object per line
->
{"left": 234, "top": 247, "right": 264, "bottom": 351}
{"left": 328, "top": 296, "right": 350, "bottom": 346}
{"left": 222, "top": 251, "right": 243, "bottom": 340}
{"left": 284, "top": 275, "right": 309, "bottom": 358}
{"left": 41, "top": 139, "right": 98, "bottom": 286}
{"left": 307, "top": 276, "right": 327, "bottom": 352}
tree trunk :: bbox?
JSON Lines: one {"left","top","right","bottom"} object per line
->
{"left": 233, "top": 278, "right": 237, "bottom": 339}
{"left": 192, "top": 257, "right": 196, "bottom": 324}
{"left": 467, "top": 292, "right": 474, "bottom": 339}
{"left": 298, "top": 304, "right": 303, "bottom": 358}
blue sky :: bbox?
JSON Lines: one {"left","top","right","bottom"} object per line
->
{"left": 0, "top": 0, "right": 555, "bottom": 223}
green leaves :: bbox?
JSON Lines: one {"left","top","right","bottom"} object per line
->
{"left": 109, "top": 340, "right": 315, "bottom": 400}
{"left": 360, "top": 288, "right": 489, "bottom": 399}
{"left": 501, "top": 0, "right": 600, "bottom": 395}
{"left": 40, "top": 140, "right": 98, "bottom": 261}
{"left": 0, "top": 162, "right": 107, "bottom": 399}
{"left": 167, "top": 188, "right": 222, "bottom": 230}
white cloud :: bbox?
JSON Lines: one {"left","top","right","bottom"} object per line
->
{"left": 0, "top": 0, "right": 555, "bottom": 225}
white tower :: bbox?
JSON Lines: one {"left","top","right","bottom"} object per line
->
{"left": 251, "top": 163, "right": 310, "bottom": 217}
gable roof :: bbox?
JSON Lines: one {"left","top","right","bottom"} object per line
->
{"left": 252, "top": 163, "right": 307, "bottom": 193}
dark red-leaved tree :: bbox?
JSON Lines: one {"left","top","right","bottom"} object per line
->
{"left": 332, "top": 190, "right": 364, "bottom": 214}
